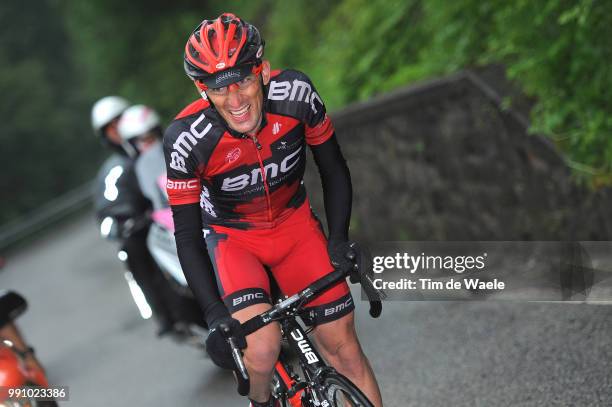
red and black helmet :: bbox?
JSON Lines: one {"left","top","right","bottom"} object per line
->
{"left": 184, "top": 13, "right": 265, "bottom": 90}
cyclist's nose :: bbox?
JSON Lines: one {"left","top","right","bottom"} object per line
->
{"left": 226, "top": 85, "right": 244, "bottom": 108}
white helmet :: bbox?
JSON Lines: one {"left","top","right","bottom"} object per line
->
{"left": 118, "top": 105, "right": 161, "bottom": 141}
{"left": 91, "top": 96, "right": 129, "bottom": 132}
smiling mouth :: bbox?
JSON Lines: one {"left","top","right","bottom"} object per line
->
{"left": 229, "top": 105, "right": 250, "bottom": 119}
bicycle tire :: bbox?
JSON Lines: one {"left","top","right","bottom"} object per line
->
{"left": 317, "top": 372, "right": 374, "bottom": 407}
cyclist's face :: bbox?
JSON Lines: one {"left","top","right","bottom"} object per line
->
{"left": 206, "top": 61, "right": 271, "bottom": 135}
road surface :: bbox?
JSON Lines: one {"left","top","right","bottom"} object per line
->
{"left": 1, "top": 213, "right": 610, "bottom": 406}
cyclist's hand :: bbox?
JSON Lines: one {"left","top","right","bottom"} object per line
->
{"left": 205, "top": 316, "right": 247, "bottom": 369}
{"left": 328, "top": 240, "right": 362, "bottom": 283}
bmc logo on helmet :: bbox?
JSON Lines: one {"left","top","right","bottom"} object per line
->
{"left": 221, "top": 146, "right": 302, "bottom": 192}
{"left": 166, "top": 179, "right": 199, "bottom": 190}
{"left": 268, "top": 79, "right": 323, "bottom": 114}
{"left": 170, "top": 114, "right": 212, "bottom": 174}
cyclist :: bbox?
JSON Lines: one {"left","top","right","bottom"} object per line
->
{"left": 164, "top": 13, "right": 383, "bottom": 406}
{"left": 91, "top": 96, "right": 178, "bottom": 336}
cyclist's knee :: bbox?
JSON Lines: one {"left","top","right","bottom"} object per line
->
{"left": 244, "top": 323, "right": 281, "bottom": 375}
{"left": 233, "top": 303, "right": 281, "bottom": 375}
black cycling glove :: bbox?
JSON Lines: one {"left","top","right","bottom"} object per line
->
{"left": 205, "top": 316, "right": 247, "bottom": 369}
{"left": 328, "top": 240, "right": 362, "bottom": 284}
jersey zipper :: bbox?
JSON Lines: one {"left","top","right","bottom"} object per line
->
{"left": 246, "top": 134, "right": 273, "bottom": 222}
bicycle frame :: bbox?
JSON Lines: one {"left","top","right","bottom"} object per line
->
{"left": 272, "top": 317, "right": 330, "bottom": 407}
{"left": 227, "top": 262, "right": 384, "bottom": 401}
{"left": 283, "top": 318, "right": 325, "bottom": 374}
{"left": 273, "top": 359, "right": 303, "bottom": 406}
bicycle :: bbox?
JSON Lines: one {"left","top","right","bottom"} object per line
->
{"left": 221, "top": 250, "right": 386, "bottom": 407}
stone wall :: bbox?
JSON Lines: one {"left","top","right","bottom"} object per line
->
{"left": 304, "top": 70, "right": 612, "bottom": 242}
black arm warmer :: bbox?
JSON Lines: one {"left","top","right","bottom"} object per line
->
{"left": 171, "top": 203, "right": 228, "bottom": 326}
{"left": 310, "top": 133, "right": 353, "bottom": 241}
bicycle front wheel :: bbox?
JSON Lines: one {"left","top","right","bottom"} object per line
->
{"left": 318, "top": 372, "right": 374, "bottom": 407}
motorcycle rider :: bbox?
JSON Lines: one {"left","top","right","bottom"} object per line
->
{"left": 117, "top": 105, "right": 167, "bottom": 213}
{"left": 117, "top": 104, "right": 208, "bottom": 333}
{"left": 164, "top": 13, "right": 383, "bottom": 406}
{"left": 91, "top": 96, "right": 179, "bottom": 336}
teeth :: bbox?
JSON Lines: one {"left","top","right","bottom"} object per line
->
{"left": 230, "top": 105, "right": 249, "bottom": 116}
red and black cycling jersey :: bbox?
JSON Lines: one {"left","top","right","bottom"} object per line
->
{"left": 163, "top": 69, "right": 334, "bottom": 229}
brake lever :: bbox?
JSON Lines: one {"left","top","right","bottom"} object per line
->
{"left": 353, "top": 248, "right": 387, "bottom": 318}
{"left": 228, "top": 337, "right": 248, "bottom": 380}
{"left": 220, "top": 323, "right": 250, "bottom": 396}
{"left": 361, "top": 273, "right": 384, "bottom": 318}
{"left": 362, "top": 273, "right": 388, "bottom": 301}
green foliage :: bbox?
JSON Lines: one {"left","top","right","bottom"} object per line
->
{"left": 481, "top": 0, "right": 612, "bottom": 174}
{"left": 0, "top": 1, "right": 101, "bottom": 225}
{"left": 265, "top": 0, "right": 612, "bottom": 179}
{"left": 61, "top": 1, "right": 270, "bottom": 121}
{"left": 263, "top": 0, "right": 429, "bottom": 109}
{"left": 61, "top": 1, "right": 201, "bottom": 120}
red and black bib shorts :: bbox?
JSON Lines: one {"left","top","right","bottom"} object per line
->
{"left": 204, "top": 201, "right": 354, "bottom": 326}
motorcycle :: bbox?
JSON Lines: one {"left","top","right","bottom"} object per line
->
{"left": 0, "top": 291, "right": 58, "bottom": 407}
{"left": 95, "top": 163, "right": 207, "bottom": 347}
{"left": 99, "top": 210, "right": 208, "bottom": 347}
{"left": 146, "top": 206, "right": 210, "bottom": 345}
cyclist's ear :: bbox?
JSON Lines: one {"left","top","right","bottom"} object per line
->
{"left": 261, "top": 60, "right": 271, "bottom": 86}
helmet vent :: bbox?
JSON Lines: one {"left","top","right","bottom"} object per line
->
{"left": 184, "top": 13, "right": 264, "bottom": 79}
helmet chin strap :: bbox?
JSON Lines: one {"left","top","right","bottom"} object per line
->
{"left": 194, "top": 80, "right": 208, "bottom": 100}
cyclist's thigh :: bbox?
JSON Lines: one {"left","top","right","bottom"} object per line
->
{"left": 206, "top": 227, "right": 271, "bottom": 313}
{"left": 271, "top": 211, "right": 354, "bottom": 325}
{"left": 312, "top": 310, "right": 358, "bottom": 350}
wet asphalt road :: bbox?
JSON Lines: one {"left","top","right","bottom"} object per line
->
{"left": 1, "top": 212, "right": 611, "bottom": 406}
